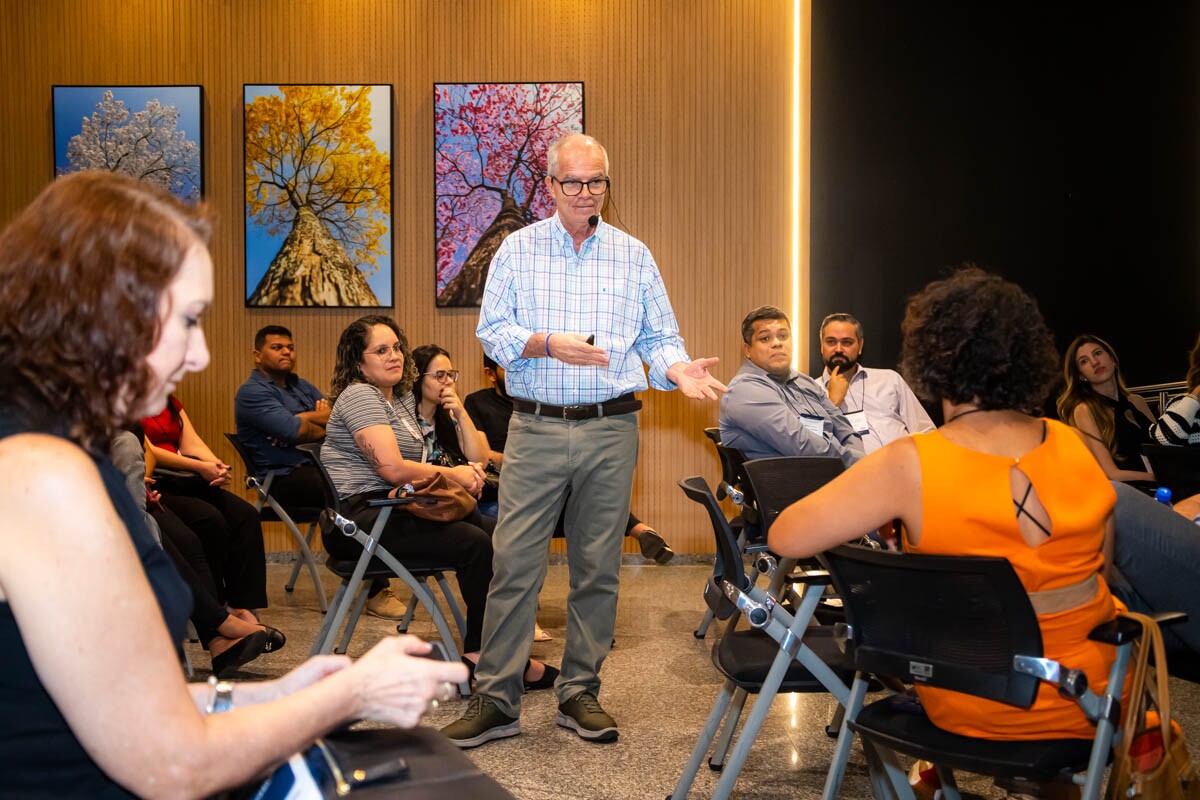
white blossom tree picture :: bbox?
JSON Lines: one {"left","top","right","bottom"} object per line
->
{"left": 53, "top": 86, "right": 202, "bottom": 201}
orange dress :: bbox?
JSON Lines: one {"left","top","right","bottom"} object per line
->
{"left": 907, "top": 419, "right": 1122, "bottom": 739}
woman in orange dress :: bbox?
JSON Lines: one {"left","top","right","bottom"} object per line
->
{"left": 771, "top": 266, "right": 1124, "bottom": 743}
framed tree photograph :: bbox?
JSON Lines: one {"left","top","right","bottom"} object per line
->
{"left": 244, "top": 84, "right": 393, "bottom": 307}
{"left": 53, "top": 85, "right": 203, "bottom": 201}
{"left": 434, "top": 82, "right": 584, "bottom": 307}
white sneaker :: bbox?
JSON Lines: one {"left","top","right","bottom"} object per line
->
{"left": 366, "top": 587, "right": 408, "bottom": 619}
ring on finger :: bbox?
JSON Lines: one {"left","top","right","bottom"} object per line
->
{"left": 439, "top": 681, "right": 456, "bottom": 702}
{"left": 429, "top": 698, "right": 440, "bottom": 711}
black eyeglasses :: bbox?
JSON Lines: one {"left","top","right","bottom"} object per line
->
{"left": 365, "top": 343, "right": 405, "bottom": 359}
{"left": 423, "top": 369, "right": 459, "bottom": 382}
{"left": 552, "top": 176, "right": 610, "bottom": 196}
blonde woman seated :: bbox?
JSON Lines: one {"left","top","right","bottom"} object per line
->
{"left": 321, "top": 316, "right": 556, "bottom": 689}
{"left": 0, "top": 172, "right": 466, "bottom": 797}
{"left": 770, "top": 268, "right": 1125, "bottom": 794}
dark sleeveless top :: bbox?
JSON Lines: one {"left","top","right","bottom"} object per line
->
{"left": 0, "top": 410, "right": 192, "bottom": 799}
{"left": 1105, "top": 392, "right": 1154, "bottom": 471}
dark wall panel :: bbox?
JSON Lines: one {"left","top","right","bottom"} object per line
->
{"left": 810, "top": 1, "right": 1200, "bottom": 399}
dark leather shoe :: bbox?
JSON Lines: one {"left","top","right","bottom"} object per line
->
{"left": 261, "top": 626, "right": 286, "bottom": 653}
{"left": 211, "top": 630, "right": 269, "bottom": 678}
{"left": 524, "top": 660, "right": 559, "bottom": 691}
{"left": 636, "top": 529, "right": 674, "bottom": 564}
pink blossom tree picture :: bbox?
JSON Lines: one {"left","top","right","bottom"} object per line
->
{"left": 434, "top": 82, "right": 583, "bottom": 307}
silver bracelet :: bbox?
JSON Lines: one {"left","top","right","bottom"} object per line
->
{"left": 205, "top": 674, "right": 235, "bottom": 714}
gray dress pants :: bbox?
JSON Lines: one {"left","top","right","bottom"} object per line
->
{"left": 473, "top": 410, "right": 639, "bottom": 718}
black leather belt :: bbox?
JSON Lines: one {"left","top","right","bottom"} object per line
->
{"left": 512, "top": 393, "right": 642, "bottom": 421}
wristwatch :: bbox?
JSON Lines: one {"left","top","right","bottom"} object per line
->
{"left": 206, "top": 674, "right": 235, "bottom": 714}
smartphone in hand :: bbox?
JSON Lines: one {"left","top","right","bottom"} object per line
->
{"left": 415, "top": 641, "right": 450, "bottom": 661}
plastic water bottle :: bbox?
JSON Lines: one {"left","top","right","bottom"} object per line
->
{"left": 1155, "top": 486, "right": 1173, "bottom": 506}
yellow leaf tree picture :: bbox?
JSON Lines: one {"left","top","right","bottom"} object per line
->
{"left": 244, "top": 85, "right": 392, "bottom": 306}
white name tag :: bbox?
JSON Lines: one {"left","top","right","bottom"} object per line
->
{"left": 845, "top": 410, "right": 869, "bottom": 434}
{"left": 800, "top": 413, "right": 825, "bottom": 437}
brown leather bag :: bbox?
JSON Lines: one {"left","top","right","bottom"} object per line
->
{"left": 1106, "top": 612, "right": 1200, "bottom": 799}
{"left": 390, "top": 473, "right": 477, "bottom": 523}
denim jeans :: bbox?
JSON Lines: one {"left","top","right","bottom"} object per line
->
{"left": 1109, "top": 480, "right": 1200, "bottom": 654}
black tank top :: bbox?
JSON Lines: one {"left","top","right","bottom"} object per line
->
{"left": 1105, "top": 392, "right": 1154, "bottom": 472}
{"left": 0, "top": 410, "right": 192, "bottom": 799}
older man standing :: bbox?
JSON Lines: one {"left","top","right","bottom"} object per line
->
{"left": 443, "top": 133, "right": 725, "bottom": 748}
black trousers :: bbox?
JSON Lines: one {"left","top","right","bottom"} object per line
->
{"left": 328, "top": 492, "right": 493, "bottom": 653}
{"left": 156, "top": 474, "right": 268, "bottom": 610}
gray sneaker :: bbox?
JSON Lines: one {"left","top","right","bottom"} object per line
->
{"left": 556, "top": 692, "right": 618, "bottom": 742}
{"left": 441, "top": 695, "right": 520, "bottom": 749}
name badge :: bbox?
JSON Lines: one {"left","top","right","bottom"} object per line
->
{"left": 845, "top": 410, "right": 869, "bottom": 434}
{"left": 800, "top": 413, "right": 825, "bottom": 437}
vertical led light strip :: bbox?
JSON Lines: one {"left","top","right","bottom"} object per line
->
{"left": 790, "top": 0, "right": 803, "bottom": 370}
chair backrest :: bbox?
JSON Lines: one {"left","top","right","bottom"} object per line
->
{"left": 820, "top": 544, "right": 1045, "bottom": 708}
{"left": 223, "top": 431, "right": 263, "bottom": 481}
{"left": 741, "top": 456, "right": 844, "bottom": 534}
{"left": 295, "top": 442, "right": 343, "bottom": 514}
{"left": 1142, "top": 443, "right": 1200, "bottom": 499}
{"left": 678, "top": 475, "right": 749, "bottom": 592}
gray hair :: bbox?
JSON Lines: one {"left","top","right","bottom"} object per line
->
{"left": 546, "top": 133, "right": 609, "bottom": 178}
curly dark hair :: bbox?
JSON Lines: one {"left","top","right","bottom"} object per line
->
{"left": 0, "top": 171, "right": 212, "bottom": 450}
{"left": 899, "top": 266, "right": 1059, "bottom": 413}
{"left": 329, "top": 315, "right": 417, "bottom": 400}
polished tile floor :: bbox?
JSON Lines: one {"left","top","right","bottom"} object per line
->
{"left": 197, "top": 559, "right": 1200, "bottom": 800}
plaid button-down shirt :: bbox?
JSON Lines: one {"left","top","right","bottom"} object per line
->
{"left": 477, "top": 213, "right": 689, "bottom": 406}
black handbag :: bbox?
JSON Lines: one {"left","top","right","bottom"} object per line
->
{"left": 222, "top": 726, "right": 514, "bottom": 799}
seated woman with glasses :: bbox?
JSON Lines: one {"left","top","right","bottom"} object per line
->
{"left": 769, "top": 268, "right": 1126, "bottom": 764}
{"left": 0, "top": 172, "right": 467, "bottom": 797}
{"left": 411, "top": 344, "right": 494, "bottom": 517}
{"left": 321, "top": 317, "right": 556, "bottom": 689}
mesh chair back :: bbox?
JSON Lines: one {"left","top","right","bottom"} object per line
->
{"left": 741, "top": 456, "right": 844, "bottom": 534}
{"left": 223, "top": 431, "right": 260, "bottom": 478}
{"left": 678, "top": 476, "right": 749, "bottom": 592}
{"left": 295, "top": 442, "right": 343, "bottom": 514}
{"left": 821, "top": 544, "right": 1044, "bottom": 708}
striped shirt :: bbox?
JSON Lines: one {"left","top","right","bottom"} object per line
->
{"left": 476, "top": 213, "right": 690, "bottom": 405}
{"left": 322, "top": 382, "right": 425, "bottom": 499}
{"left": 1151, "top": 392, "right": 1200, "bottom": 446}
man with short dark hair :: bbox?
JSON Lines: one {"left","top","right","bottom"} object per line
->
{"left": 234, "top": 325, "right": 405, "bottom": 618}
{"left": 720, "top": 305, "right": 863, "bottom": 466}
{"left": 818, "top": 312, "right": 934, "bottom": 453}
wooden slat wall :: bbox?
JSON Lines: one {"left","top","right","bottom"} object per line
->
{"left": 0, "top": 0, "right": 802, "bottom": 555}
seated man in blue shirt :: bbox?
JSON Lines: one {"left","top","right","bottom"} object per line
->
{"left": 719, "top": 305, "right": 864, "bottom": 467}
{"left": 234, "top": 325, "right": 406, "bottom": 619}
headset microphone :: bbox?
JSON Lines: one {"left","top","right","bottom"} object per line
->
{"left": 588, "top": 214, "right": 599, "bottom": 227}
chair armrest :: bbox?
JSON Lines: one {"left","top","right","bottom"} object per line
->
{"left": 366, "top": 496, "right": 437, "bottom": 508}
{"left": 1087, "top": 615, "right": 1145, "bottom": 646}
{"left": 783, "top": 569, "right": 833, "bottom": 587}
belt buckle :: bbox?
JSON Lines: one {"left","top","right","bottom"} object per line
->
{"left": 562, "top": 404, "right": 587, "bottom": 421}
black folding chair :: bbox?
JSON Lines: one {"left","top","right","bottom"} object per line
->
{"left": 224, "top": 432, "right": 327, "bottom": 611}
{"left": 820, "top": 544, "right": 1155, "bottom": 800}
{"left": 1142, "top": 443, "right": 1200, "bottom": 499}
{"left": 670, "top": 476, "right": 862, "bottom": 800}
{"left": 296, "top": 444, "right": 471, "bottom": 698}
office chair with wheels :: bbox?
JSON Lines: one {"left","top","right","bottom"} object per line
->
{"left": 819, "top": 544, "right": 1157, "bottom": 800}
{"left": 669, "top": 475, "right": 863, "bottom": 800}
{"left": 224, "top": 432, "right": 327, "bottom": 611}
{"left": 296, "top": 443, "right": 471, "bottom": 698}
